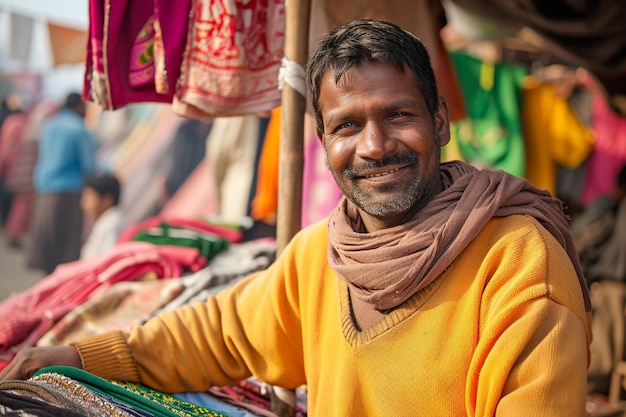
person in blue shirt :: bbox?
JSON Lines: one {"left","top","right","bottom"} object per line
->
{"left": 26, "top": 92, "right": 97, "bottom": 275}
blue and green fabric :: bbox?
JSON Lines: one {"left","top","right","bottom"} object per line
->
{"left": 33, "top": 366, "right": 229, "bottom": 417}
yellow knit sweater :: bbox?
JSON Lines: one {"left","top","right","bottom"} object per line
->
{"left": 74, "top": 215, "right": 592, "bottom": 417}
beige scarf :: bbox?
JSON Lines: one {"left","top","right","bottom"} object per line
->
{"left": 327, "top": 160, "right": 591, "bottom": 312}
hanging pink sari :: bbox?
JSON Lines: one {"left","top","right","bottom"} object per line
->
{"left": 83, "top": 0, "right": 191, "bottom": 109}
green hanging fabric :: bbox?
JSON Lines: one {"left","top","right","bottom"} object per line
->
{"left": 449, "top": 50, "right": 528, "bottom": 177}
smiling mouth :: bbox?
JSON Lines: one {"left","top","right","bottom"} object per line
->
{"left": 363, "top": 167, "right": 401, "bottom": 178}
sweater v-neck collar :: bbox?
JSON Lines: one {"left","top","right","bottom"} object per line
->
{"left": 339, "top": 276, "right": 445, "bottom": 350}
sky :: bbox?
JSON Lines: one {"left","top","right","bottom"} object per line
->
{"left": 0, "top": 0, "right": 88, "bottom": 100}
{"left": 0, "top": 0, "right": 87, "bottom": 29}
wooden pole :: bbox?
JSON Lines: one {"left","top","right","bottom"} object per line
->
{"left": 276, "top": 0, "right": 311, "bottom": 254}
{"left": 271, "top": 0, "right": 311, "bottom": 416}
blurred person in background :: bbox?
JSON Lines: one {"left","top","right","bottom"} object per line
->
{"left": 2, "top": 99, "right": 59, "bottom": 248}
{"left": 26, "top": 92, "right": 97, "bottom": 275}
{"left": 80, "top": 172, "right": 122, "bottom": 259}
{"left": 0, "top": 93, "right": 25, "bottom": 227}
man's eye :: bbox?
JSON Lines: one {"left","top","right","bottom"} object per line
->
{"left": 334, "top": 121, "right": 356, "bottom": 132}
{"left": 390, "top": 111, "right": 407, "bottom": 119}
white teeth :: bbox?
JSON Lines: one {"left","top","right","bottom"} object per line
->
{"left": 364, "top": 167, "right": 400, "bottom": 178}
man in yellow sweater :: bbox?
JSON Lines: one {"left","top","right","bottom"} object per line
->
{"left": 0, "top": 19, "right": 592, "bottom": 416}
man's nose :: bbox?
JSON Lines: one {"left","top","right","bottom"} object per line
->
{"left": 356, "top": 121, "right": 396, "bottom": 159}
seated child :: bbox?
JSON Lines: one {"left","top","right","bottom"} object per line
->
{"left": 80, "top": 173, "right": 122, "bottom": 259}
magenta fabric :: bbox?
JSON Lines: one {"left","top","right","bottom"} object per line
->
{"left": 590, "top": 83, "right": 626, "bottom": 159}
{"left": 82, "top": 0, "right": 106, "bottom": 105}
{"left": 0, "top": 241, "right": 206, "bottom": 363}
{"left": 301, "top": 112, "right": 343, "bottom": 227}
{"left": 580, "top": 149, "right": 626, "bottom": 207}
{"left": 580, "top": 85, "right": 626, "bottom": 206}
{"left": 153, "top": 0, "right": 192, "bottom": 95}
{"left": 83, "top": 0, "right": 191, "bottom": 109}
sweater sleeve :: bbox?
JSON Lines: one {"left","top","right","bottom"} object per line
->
{"left": 72, "top": 330, "right": 140, "bottom": 382}
{"left": 73, "top": 232, "right": 308, "bottom": 393}
{"left": 470, "top": 219, "right": 591, "bottom": 417}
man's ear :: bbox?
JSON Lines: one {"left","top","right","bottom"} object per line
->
{"left": 317, "top": 129, "right": 331, "bottom": 169}
{"left": 317, "top": 128, "right": 325, "bottom": 144}
{"left": 435, "top": 96, "right": 451, "bottom": 147}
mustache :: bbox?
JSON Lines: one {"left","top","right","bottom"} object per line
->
{"left": 342, "top": 153, "right": 419, "bottom": 179}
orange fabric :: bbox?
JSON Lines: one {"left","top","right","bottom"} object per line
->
{"left": 47, "top": 23, "right": 88, "bottom": 66}
{"left": 251, "top": 106, "right": 281, "bottom": 223}
{"left": 522, "top": 77, "right": 594, "bottom": 195}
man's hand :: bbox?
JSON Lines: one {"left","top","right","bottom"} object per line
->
{"left": 0, "top": 346, "right": 81, "bottom": 381}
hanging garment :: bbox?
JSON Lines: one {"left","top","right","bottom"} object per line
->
{"left": 580, "top": 148, "right": 626, "bottom": 210}
{"left": 311, "top": 0, "right": 466, "bottom": 121}
{"left": 449, "top": 50, "right": 527, "bottom": 176}
{"left": 521, "top": 76, "right": 594, "bottom": 195}
{"left": 83, "top": 0, "right": 191, "bottom": 109}
{"left": 172, "top": 0, "right": 286, "bottom": 118}
{"left": 47, "top": 23, "right": 88, "bottom": 67}
{"left": 445, "top": 0, "right": 626, "bottom": 115}
{"left": 160, "top": 160, "right": 219, "bottom": 219}
{"left": 250, "top": 107, "right": 281, "bottom": 224}
{"left": 301, "top": 111, "right": 343, "bottom": 227}
{"left": 109, "top": 105, "right": 183, "bottom": 227}
{"left": 555, "top": 87, "right": 594, "bottom": 211}
{"left": 580, "top": 79, "right": 626, "bottom": 206}
{"left": 7, "top": 13, "right": 34, "bottom": 63}
{"left": 204, "top": 115, "right": 261, "bottom": 222}
{"left": 164, "top": 118, "right": 212, "bottom": 198}
{"left": 250, "top": 107, "right": 344, "bottom": 228}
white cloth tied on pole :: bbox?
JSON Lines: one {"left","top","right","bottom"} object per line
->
{"left": 278, "top": 56, "right": 306, "bottom": 97}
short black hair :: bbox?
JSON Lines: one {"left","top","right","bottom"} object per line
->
{"left": 64, "top": 92, "right": 84, "bottom": 109}
{"left": 305, "top": 18, "right": 439, "bottom": 134}
{"left": 84, "top": 173, "right": 121, "bottom": 205}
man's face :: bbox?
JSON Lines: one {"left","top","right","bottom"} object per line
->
{"left": 317, "top": 62, "right": 450, "bottom": 231}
